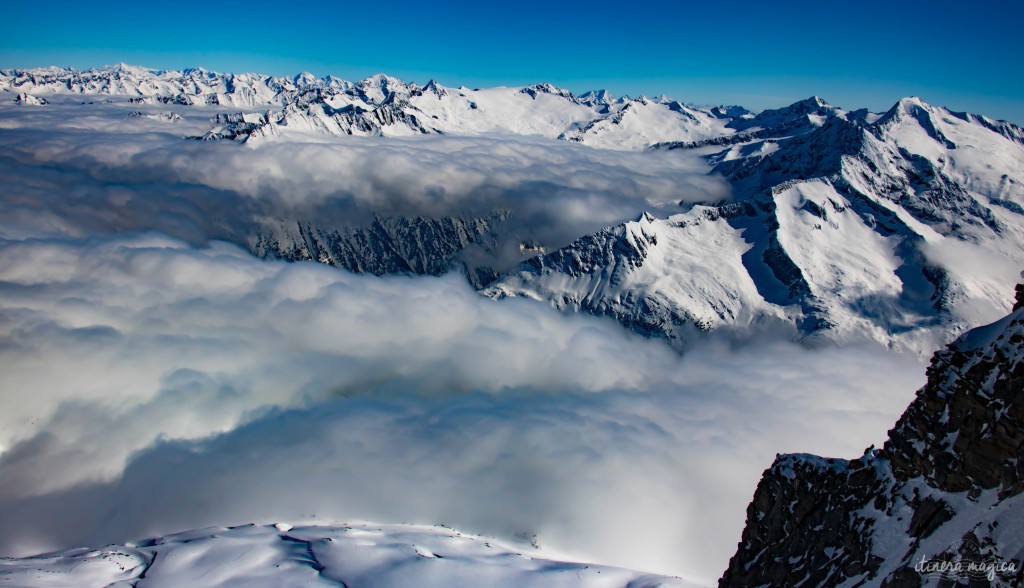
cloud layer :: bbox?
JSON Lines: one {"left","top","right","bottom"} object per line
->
{"left": 0, "top": 99, "right": 932, "bottom": 583}
{"left": 0, "top": 99, "right": 730, "bottom": 257}
{"left": 0, "top": 232, "right": 926, "bottom": 582}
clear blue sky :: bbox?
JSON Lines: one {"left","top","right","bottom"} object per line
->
{"left": 3, "top": 0, "right": 1022, "bottom": 122}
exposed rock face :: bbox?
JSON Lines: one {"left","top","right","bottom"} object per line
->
{"left": 249, "top": 212, "right": 512, "bottom": 288}
{"left": 720, "top": 285, "right": 1024, "bottom": 587}
{"left": 13, "top": 92, "right": 47, "bottom": 106}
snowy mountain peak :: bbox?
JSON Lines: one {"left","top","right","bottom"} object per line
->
{"left": 897, "top": 95, "right": 928, "bottom": 108}
{"left": 323, "top": 74, "right": 350, "bottom": 88}
{"left": 180, "top": 67, "right": 221, "bottom": 82}
{"left": 767, "top": 95, "right": 832, "bottom": 116}
{"left": 293, "top": 71, "right": 321, "bottom": 86}
{"left": 420, "top": 79, "right": 448, "bottom": 97}
{"left": 718, "top": 96, "right": 841, "bottom": 135}
{"left": 356, "top": 75, "right": 403, "bottom": 93}
{"left": 519, "top": 82, "right": 577, "bottom": 101}
{"left": 106, "top": 62, "right": 150, "bottom": 75}
{"left": 578, "top": 89, "right": 615, "bottom": 105}
{"left": 872, "top": 96, "right": 969, "bottom": 151}
{"left": 879, "top": 95, "right": 935, "bottom": 121}
{"left": 360, "top": 72, "right": 403, "bottom": 86}
{"left": 708, "top": 105, "right": 753, "bottom": 119}
{"left": 18, "top": 64, "right": 64, "bottom": 75}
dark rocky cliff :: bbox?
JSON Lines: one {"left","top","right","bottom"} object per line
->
{"left": 721, "top": 284, "right": 1024, "bottom": 587}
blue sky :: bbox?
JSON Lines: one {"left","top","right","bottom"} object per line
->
{"left": 3, "top": 0, "right": 1022, "bottom": 122}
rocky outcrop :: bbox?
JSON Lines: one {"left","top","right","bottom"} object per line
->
{"left": 721, "top": 284, "right": 1024, "bottom": 587}
{"left": 250, "top": 212, "right": 512, "bottom": 287}
{"left": 13, "top": 92, "right": 47, "bottom": 106}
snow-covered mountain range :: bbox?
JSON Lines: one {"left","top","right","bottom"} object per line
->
{"left": 0, "top": 63, "right": 339, "bottom": 107}
{"left": 721, "top": 282, "right": 1024, "bottom": 587}
{"left": 1, "top": 64, "right": 733, "bottom": 148}
{"left": 486, "top": 97, "right": 1024, "bottom": 352}
{"left": 4, "top": 64, "right": 1024, "bottom": 353}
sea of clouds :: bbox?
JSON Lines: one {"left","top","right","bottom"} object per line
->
{"left": 0, "top": 99, "right": 927, "bottom": 583}
{"left": 0, "top": 98, "right": 730, "bottom": 254}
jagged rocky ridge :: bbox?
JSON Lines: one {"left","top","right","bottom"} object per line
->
{"left": 250, "top": 212, "right": 513, "bottom": 288}
{"left": 720, "top": 284, "right": 1024, "bottom": 587}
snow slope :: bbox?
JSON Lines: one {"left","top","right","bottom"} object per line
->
{"left": 0, "top": 523, "right": 700, "bottom": 588}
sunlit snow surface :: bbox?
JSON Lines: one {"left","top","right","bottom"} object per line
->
{"left": 0, "top": 523, "right": 700, "bottom": 587}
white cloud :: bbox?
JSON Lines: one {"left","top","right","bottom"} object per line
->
{"left": 0, "top": 232, "right": 926, "bottom": 583}
{"left": 0, "top": 101, "right": 731, "bottom": 255}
